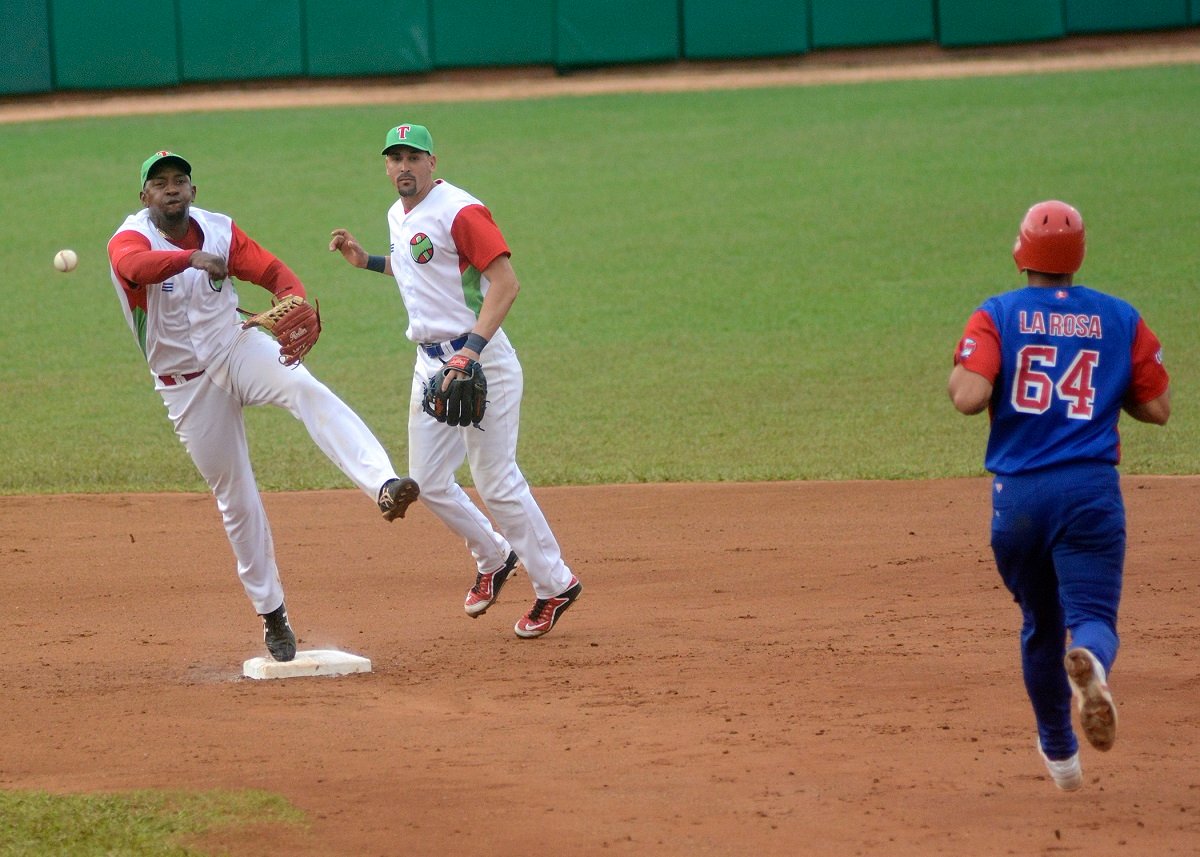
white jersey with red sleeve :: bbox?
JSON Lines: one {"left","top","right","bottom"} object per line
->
{"left": 386, "top": 179, "right": 510, "bottom": 343}
{"left": 108, "top": 206, "right": 240, "bottom": 377}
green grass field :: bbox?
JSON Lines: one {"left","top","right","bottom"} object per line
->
{"left": 0, "top": 789, "right": 302, "bottom": 855}
{"left": 1, "top": 63, "right": 1197, "bottom": 494}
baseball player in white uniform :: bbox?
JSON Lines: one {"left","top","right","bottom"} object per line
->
{"left": 329, "top": 123, "right": 582, "bottom": 638}
{"left": 108, "top": 151, "right": 420, "bottom": 662}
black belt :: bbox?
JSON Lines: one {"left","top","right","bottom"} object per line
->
{"left": 420, "top": 334, "right": 468, "bottom": 358}
{"left": 158, "top": 370, "right": 205, "bottom": 386}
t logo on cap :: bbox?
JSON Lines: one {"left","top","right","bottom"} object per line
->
{"left": 381, "top": 124, "right": 434, "bottom": 155}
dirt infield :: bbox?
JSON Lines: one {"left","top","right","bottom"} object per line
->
{"left": 2, "top": 478, "right": 1199, "bottom": 855}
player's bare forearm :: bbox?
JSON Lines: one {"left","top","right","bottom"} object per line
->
{"left": 1124, "top": 388, "right": 1171, "bottom": 425}
{"left": 472, "top": 256, "right": 519, "bottom": 343}
{"left": 329, "top": 228, "right": 392, "bottom": 274}
{"left": 948, "top": 365, "right": 993, "bottom": 415}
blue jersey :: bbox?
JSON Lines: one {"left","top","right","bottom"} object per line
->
{"left": 954, "top": 285, "right": 1167, "bottom": 475}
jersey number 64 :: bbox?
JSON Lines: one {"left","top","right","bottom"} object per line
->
{"left": 1012, "top": 345, "right": 1100, "bottom": 420}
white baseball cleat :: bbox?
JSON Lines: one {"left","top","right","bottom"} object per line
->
{"left": 1065, "top": 647, "right": 1117, "bottom": 752}
{"left": 1038, "top": 741, "right": 1083, "bottom": 791}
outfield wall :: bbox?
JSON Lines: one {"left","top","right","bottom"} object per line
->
{"left": 2, "top": 0, "right": 1197, "bottom": 96}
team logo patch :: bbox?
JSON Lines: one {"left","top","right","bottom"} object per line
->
{"left": 409, "top": 233, "right": 434, "bottom": 264}
{"left": 959, "top": 337, "right": 977, "bottom": 359}
{"left": 1055, "top": 289, "right": 1069, "bottom": 299}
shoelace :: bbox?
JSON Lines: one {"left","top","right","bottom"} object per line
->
{"left": 470, "top": 572, "right": 488, "bottom": 596}
{"left": 526, "top": 599, "right": 549, "bottom": 621}
{"left": 264, "top": 611, "right": 290, "bottom": 634}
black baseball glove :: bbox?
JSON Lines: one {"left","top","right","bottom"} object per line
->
{"left": 422, "top": 354, "right": 487, "bottom": 428}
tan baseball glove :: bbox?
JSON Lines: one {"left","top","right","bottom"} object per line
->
{"left": 240, "top": 294, "right": 321, "bottom": 367}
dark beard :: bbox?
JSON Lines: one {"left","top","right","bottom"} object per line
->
{"left": 151, "top": 206, "right": 190, "bottom": 238}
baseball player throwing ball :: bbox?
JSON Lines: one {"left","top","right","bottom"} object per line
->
{"left": 948, "top": 200, "right": 1171, "bottom": 790}
{"left": 330, "top": 123, "right": 582, "bottom": 638}
{"left": 108, "top": 151, "right": 420, "bottom": 662}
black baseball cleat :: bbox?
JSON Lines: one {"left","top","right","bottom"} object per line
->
{"left": 378, "top": 477, "right": 420, "bottom": 521}
{"left": 260, "top": 602, "right": 297, "bottom": 662}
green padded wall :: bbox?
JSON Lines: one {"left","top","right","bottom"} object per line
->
{"left": 179, "top": 0, "right": 303, "bottom": 82}
{"left": 14, "top": 0, "right": 1200, "bottom": 96}
{"left": 938, "top": 0, "right": 1064, "bottom": 46}
{"left": 50, "top": 0, "right": 178, "bottom": 90}
{"left": 1, "top": 0, "right": 52, "bottom": 94}
{"left": 811, "top": 0, "right": 935, "bottom": 48}
{"left": 1064, "top": 0, "right": 1189, "bottom": 33}
{"left": 555, "top": 0, "right": 680, "bottom": 68}
{"left": 432, "top": 0, "right": 552, "bottom": 67}
{"left": 306, "top": 0, "right": 432, "bottom": 76}
{"left": 682, "top": 0, "right": 807, "bottom": 59}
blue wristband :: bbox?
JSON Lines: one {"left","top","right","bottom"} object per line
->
{"left": 464, "top": 332, "right": 489, "bottom": 353}
{"left": 365, "top": 255, "right": 386, "bottom": 273}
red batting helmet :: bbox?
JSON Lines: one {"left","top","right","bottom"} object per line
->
{"left": 1012, "top": 200, "right": 1086, "bottom": 274}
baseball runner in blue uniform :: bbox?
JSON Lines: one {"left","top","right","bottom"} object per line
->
{"left": 948, "top": 200, "right": 1171, "bottom": 790}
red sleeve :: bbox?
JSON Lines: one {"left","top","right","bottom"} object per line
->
{"left": 953, "top": 310, "right": 1002, "bottom": 382}
{"left": 107, "top": 230, "right": 193, "bottom": 288}
{"left": 450, "top": 204, "right": 510, "bottom": 272}
{"left": 228, "top": 222, "right": 305, "bottom": 299}
{"left": 1128, "top": 317, "right": 1169, "bottom": 404}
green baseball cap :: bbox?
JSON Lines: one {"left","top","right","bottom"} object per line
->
{"left": 140, "top": 151, "right": 192, "bottom": 187}
{"left": 381, "top": 124, "right": 434, "bottom": 155}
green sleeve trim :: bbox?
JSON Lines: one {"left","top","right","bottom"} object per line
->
{"left": 461, "top": 266, "right": 484, "bottom": 316}
{"left": 133, "top": 307, "right": 149, "bottom": 357}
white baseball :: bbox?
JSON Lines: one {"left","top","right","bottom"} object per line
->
{"left": 54, "top": 249, "right": 78, "bottom": 273}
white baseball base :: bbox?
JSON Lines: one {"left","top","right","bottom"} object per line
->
{"left": 242, "top": 649, "right": 372, "bottom": 680}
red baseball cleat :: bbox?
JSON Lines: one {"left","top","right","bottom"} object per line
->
{"left": 465, "top": 552, "right": 518, "bottom": 617}
{"left": 514, "top": 576, "right": 582, "bottom": 639}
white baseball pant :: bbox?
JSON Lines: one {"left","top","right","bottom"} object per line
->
{"left": 408, "top": 329, "right": 574, "bottom": 599}
{"left": 160, "top": 327, "right": 398, "bottom": 614}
